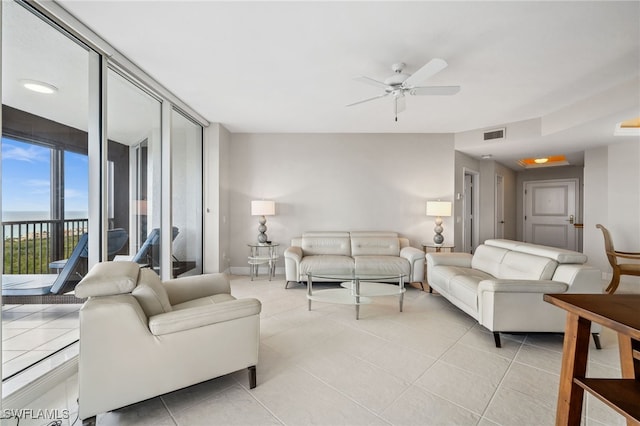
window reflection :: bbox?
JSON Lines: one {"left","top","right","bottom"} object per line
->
{"left": 1, "top": 0, "right": 89, "bottom": 381}
{"left": 171, "top": 110, "right": 203, "bottom": 277}
{"left": 107, "top": 69, "right": 162, "bottom": 273}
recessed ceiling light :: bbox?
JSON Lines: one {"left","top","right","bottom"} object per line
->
{"left": 614, "top": 117, "right": 640, "bottom": 136}
{"left": 518, "top": 155, "right": 569, "bottom": 168}
{"left": 21, "top": 79, "right": 58, "bottom": 94}
{"left": 481, "top": 154, "right": 492, "bottom": 159}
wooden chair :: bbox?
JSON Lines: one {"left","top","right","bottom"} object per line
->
{"left": 596, "top": 224, "right": 640, "bottom": 294}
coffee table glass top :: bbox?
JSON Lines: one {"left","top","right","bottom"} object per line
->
{"left": 306, "top": 272, "right": 407, "bottom": 319}
{"left": 307, "top": 272, "right": 406, "bottom": 282}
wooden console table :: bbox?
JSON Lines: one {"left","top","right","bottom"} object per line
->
{"left": 543, "top": 294, "right": 640, "bottom": 425}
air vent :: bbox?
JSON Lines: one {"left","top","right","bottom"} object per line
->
{"left": 483, "top": 128, "right": 506, "bottom": 141}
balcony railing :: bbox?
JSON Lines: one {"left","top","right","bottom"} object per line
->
{"left": 2, "top": 218, "right": 88, "bottom": 274}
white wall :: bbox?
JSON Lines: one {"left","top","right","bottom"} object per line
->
{"left": 584, "top": 140, "right": 640, "bottom": 291}
{"left": 478, "top": 160, "right": 496, "bottom": 244}
{"left": 453, "top": 153, "right": 517, "bottom": 251}
{"left": 495, "top": 161, "right": 517, "bottom": 241}
{"left": 227, "top": 133, "right": 455, "bottom": 270}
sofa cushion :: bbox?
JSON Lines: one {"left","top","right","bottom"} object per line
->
{"left": 429, "top": 265, "right": 493, "bottom": 293}
{"left": 171, "top": 293, "right": 235, "bottom": 311}
{"left": 302, "top": 235, "right": 351, "bottom": 256}
{"left": 471, "top": 245, "right": 509, "bottom": 277}
{"left": 299, "top": 255, "right": 355, "bottom": 276}
{"left": 349, "top": 231, "right": 398, "bottom": 238}
{"left": 351, "top": 237, "right": 400, "bottom": 256}
{"left": 496, "top": 251, "right": 558, "bottom": 280}
{"left": 354, "top": 256, "right": 409, "bottom": 276}
{"left": 303, "top": 231, "right": 350, "bottom": 238}
{"left": 132, "top": 268, "right": 173, "bottom": 316}
{"left": 75, "top": 261, "right": 139, "bottom": 298}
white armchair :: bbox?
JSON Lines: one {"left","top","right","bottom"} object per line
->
{"left": 75, "top": 261, "right": 261, "bottom": 422}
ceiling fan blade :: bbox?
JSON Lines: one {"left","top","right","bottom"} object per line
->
{"left": 409, "top": 86, "right": 460, "bottom": 96}
{"left": 353, "top": 75, "right": 389, "bottom": 89}
{"left": 402, "top": 58, "right": 448, "bottom": 88}
{"left": 346, "top": 93, "right": 389, "bottom": 107}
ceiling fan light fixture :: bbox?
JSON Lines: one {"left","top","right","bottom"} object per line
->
{"left": 21, "top": 79, "right": 58, "bottom": 94}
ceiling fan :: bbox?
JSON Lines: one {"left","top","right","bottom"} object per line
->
{"left": 347, "top": 58, "right": 460, "bottom": 121}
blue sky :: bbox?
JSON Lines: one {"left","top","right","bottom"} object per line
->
{"left": 2, "top": 137, "right": 88, "bottom": 214}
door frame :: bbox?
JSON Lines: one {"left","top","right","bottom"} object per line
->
{"left": 495, "top": 174, "right": 504, "bottom": 239}
{"left": 462, "top": 167, "right": 480, "bottom": 253}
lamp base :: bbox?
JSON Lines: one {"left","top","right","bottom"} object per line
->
{"left": 433, "top": 217, "right": 444, "bottom": 245}
{"left": 257, "top": 216, "right": 268, "bottom": 243}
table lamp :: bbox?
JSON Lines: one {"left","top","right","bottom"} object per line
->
{"left": 251, "top": 200, "right": 275, "bottom": 243}
{"left": 426, "top": 201, "right": 452, "bottom": 245}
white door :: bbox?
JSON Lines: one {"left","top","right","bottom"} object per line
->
{"left": 495, "top": 175, "right": 504, "bottom": 239}
{"left": 524, "top": 179, "right": 578, "bottom": 250}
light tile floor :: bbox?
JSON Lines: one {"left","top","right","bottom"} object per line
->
{"left": 8, "top": 276, "right": 630, "bottom": 426}
{"left": 2, "top": 303, "right": 81, "bottom": 380}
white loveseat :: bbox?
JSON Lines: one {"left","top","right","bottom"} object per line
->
{"left": 284, "top": 231, "right": 424, "bottom": 286}
{"left": 426, "top": 239, "right": 603, "bottom": 348}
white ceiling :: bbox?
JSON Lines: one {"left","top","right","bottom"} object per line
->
{"left": 20, "top": 1, "right": 640, "bottom": 168}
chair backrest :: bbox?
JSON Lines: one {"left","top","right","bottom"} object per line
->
{"left": 78, "top": 228, "right": 129, "bottom": 258}
{"left": 50, "top": 233, "right": 89, "bottom": 294}
{"left": 596, "top": 224, "right": 617, "bottom": 267}
{"left": 107, "top": 228, "right": 129, "bottom": 257}
{"left": 131, "top": 227, "right": 179, "bottom": 266}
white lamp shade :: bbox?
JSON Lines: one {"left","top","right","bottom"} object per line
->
{"left": 426, "top": 201, "right": 452, "bottom": 217}
{"left": 251, "top": 200, "right": 275, "bottom": 216}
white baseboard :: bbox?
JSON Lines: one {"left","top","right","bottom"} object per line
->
{"left": 229, "top": 266, "right": 284, "bottom": 277}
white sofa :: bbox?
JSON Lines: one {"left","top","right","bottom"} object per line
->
{"left": 75, "top": 261, "right": 261, "bottom": 421}
{"left": 426, "top": 239, "right": 603, "bottom": 348}
{"left": 284, "top": 231, "right": 424, "bottom": 286}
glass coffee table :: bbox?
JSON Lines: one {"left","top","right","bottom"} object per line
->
{"left": 306, "top": 272, "right": 407, "bottom": 319}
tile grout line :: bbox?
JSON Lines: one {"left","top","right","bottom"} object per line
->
{"left": 476, "top": 336, "right": 527, "bottom": 423}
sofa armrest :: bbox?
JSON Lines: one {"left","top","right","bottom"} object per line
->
{"left": 426, "top": 252, "right": 473, "bottom": 268}
{"left": 478, "top": 279, "right": 569, "bottom": 294}
{"left": 149, "top": 298, "right": 261, "bottom": 335}
{"left": 284, "top": 246, "right": 303, "bottom": 282}
{"left": 400, "top": 246, "right": 423, "bottom": 262}
{"left": 400, "top": 246, "right": 426, "bottom": 283}
{"left": 163, "top": 274, "right": 231, "bottom": 306}
{"left": 284, "top": 246, "right": 303, "bottom": 263}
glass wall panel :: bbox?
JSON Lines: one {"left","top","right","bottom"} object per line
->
{"left": 171, "top": 110, "right": 202, "bottom": 277}
{"left": 1, "top": 0, "right": 89, "bottom": 381}
{"left": 106, "top": 69, "right": 162, "bottom": 272}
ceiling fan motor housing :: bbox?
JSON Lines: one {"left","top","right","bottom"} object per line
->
{"left": 385, "top": 62, "right": 410, "bottom": 86}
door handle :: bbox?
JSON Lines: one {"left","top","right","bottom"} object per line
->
{"left": 566, "top": 215, "right": 574, "bottom": 224}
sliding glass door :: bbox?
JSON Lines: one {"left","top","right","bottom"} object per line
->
{"left": 1, "top": 0, "right": 89, "bottom": 380}
{"left": 171, "top": 109, "right": 203, "bottom": 277}
{"left": 107, "top": 69, "right": 162, "bottom": 273}
{"left": 1, "top": 0, "right": 206, "bottom": 400}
